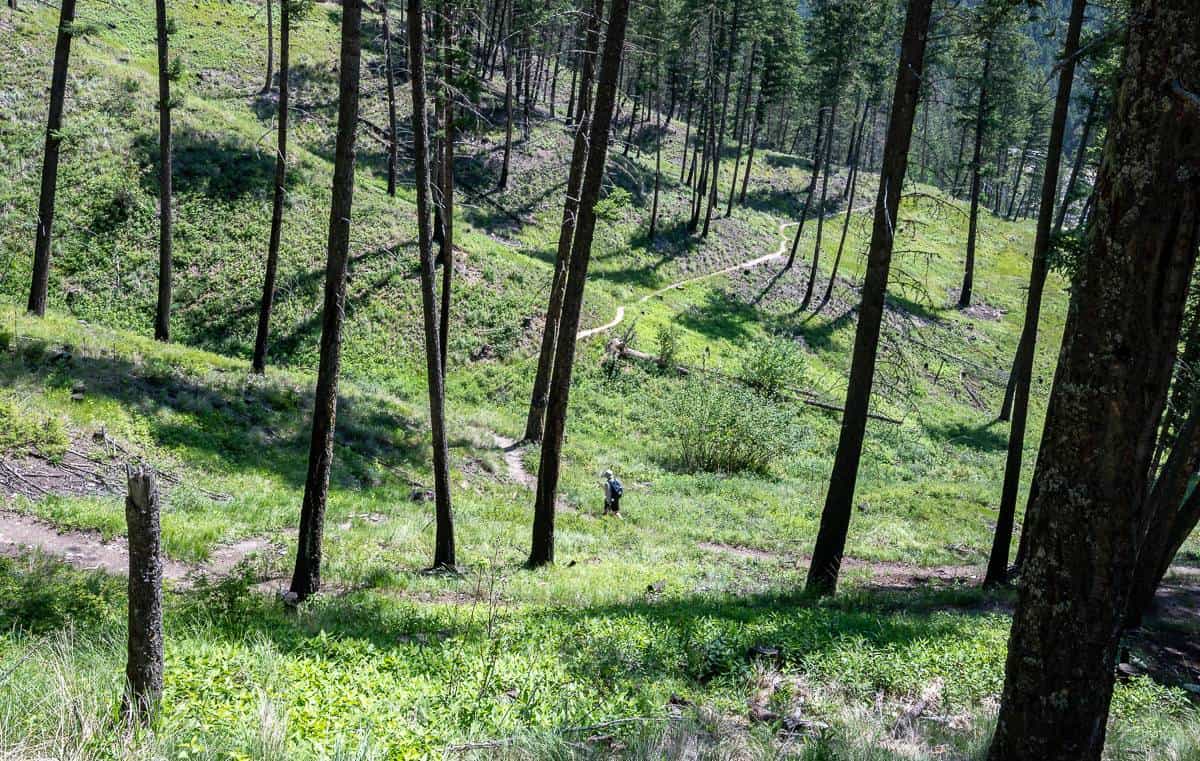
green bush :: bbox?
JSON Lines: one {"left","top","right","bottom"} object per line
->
{"left": 655, "top": 323, "right": 682, "bottom": 369}
{"left": 0, "top": 393, "right": 69, "bottom": 459}
{"left": 594, "top": 187, "right": 633, "bottom": 221}
{"left": 739, "top": 336, "right": 806, "bottom": 397}
{"left": 660, "top": 379, "right": 791, "bottom": 474}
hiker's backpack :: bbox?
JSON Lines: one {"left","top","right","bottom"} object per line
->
{"left": 609, "top": 478, "right": 624, "bottom": 498}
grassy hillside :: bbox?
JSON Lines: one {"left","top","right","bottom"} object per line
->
{"left": 1, "top": 1, "right": 1197, "bottom": 759}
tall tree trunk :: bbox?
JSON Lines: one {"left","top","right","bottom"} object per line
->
{"left": 738, "top": 75, "right": 765, "bottom": 205}
{"left": 262, "top": 0, "right": 275, "bottom": 94}
{"left": 498, "top": 1, "right": 515, "bottom": 190}
{"left": 382, "top": 0, "right": 399, "bottom": 196}
{"left": 701, "top": 0, "right": 740, "bottom": 237}
{"left": 1004, "top": 123, "right": 1033, "bottom": 220}
{"left": 649, "top": 66, "right": 663, "bottom": 238}
{"left": 1053, "top": 86, "right": 1100, "bottom": 231}
{"left": 27, "top": 0, "right": 76, "bottom": 318}
{"left": 408, "top": 0, "right": 456, "bottom": 569}
{"left": 958, "top": 36, "right": 991, "bottom": 310}
{"left": 799, "top": 87, "right": 840, "bottom": 311}
{"left": 438, "top": 1, "right": 455, "bottom": 374}
{"left": 984, "top": 0, "right": 1086, "bottom": 585}
{"left": 726, "top": 40, "right": 756, "bottom": 216}
{"left": 528, "top": 0, "right": 629, "bottom": 567}
{"left": 153, "top": 0, "right": 173, "bottom": 342}
{"left": 252, "top": 0, "right": 292, "bottom": 375}
{"left": 288, "top": 0, "right": 363, "bottom": 602}
{"left": 805, "top": 0, "right": 933, "bottom": 597}
{"left": 786, "top": 104, "right": 828, "bottom": 268}
{"left": 1125, "top": 391, "right": 1200, "bottom": 628}
{"left": 822, "top": 103, "right": 867, "bottom": 307}
{"left": 522, "top": 0, "right": 602, "bottom": 443}
{"left": 987, "top": 1, "right": 1200, "bottom": 755}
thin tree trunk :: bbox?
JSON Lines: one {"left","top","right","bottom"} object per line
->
{"left": 498, "top": 2, "right": 515, "bottom": 190}
{"left": 726, "top": 40, "right": 756, "bottom": 217}
{"left": 438, "top": 1, "right": 455, "bottom": 374}
{"left": 958, "top": 36, "right": 991, "bottom": 310}
{"left": 701, "top": 0, "right": 740, "bottom": 238}
{"left": 252, "top": 0, "right": 291, "bottom": 375}
{"left": 984, "top": 0, "right": 1085, "bottom": 586}
{"left": 786, "top": 104, "right": 828, "bottom": 267}
{"left": 1053, "top": 86, "right": 1099, "bottom": 231}
{"left": 529, "top": 0, "right": 629, "bottom": 567}
{"left": 987, "top": 2, "right": 1199, "bottom": 754}
{"left": 382, "top": 0, "right": 399, "bottom": 196}
{"left": 738, "top": 76, "right": 764, "bottom": 205}
{"left": 153, "top": 0, "right": 173, "bottom": 342}
{"left": 288, "top": 0, "right": 363, "bottom": 602}
{"left": 799, "top": 88, "right": 839, "bottom": 311}
{"left": 262, "top": 0, "right": 275, "bottom": 94}
{"left": 805, "top": 0, "right": 933, "bottom": 597}
{"left": 27, "top": 0, "right": 76, "bottom": 317}
{"left": 409, "top": 0, "right": 456, "bottom": 569}
{"left": 822, "top": 103, "right": 867, "bottom": 307}
{"left": 522, "top": 0, "right": 602, "bottom": 443}
{"left": 1005, "top": 123, "right": 1033, "bottom": 220}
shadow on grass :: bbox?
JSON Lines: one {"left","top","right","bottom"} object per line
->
{"left": 925, "top": 419, "right": 1009, "bottom": 452}
{"left": 0, "top": 338, "right": 427, "bottom": 493}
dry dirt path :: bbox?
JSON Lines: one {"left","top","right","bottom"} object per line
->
{"left": 0, "top": 509, "right": 275, "bottom": 586}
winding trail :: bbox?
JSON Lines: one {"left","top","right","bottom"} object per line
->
{"left": 575, "top": 220, "right": 800, "bottom": 341}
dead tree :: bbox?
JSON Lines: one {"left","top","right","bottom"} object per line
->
{"left": 123, "top": 466, "right": 163, "bottom": 724}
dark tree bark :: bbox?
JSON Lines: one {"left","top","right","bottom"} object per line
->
{"left": 958, "top": 36, "right": 992, "bottom": 310}
{"left": 498, "top": 0, "right": 515, "bottom": 190}
{"left": 805, "top": 0, "right": 933, "bottom": 597}
{"left": 1053, "top": 86, "right": 1100, "bottom": 232}
{"left": 528, "top": 0, "right": 629, "bottom": 567}
{"left": 522, "top": 0, "right": 602, "bottom": 443}
{"left": 701, "top": 0, "right": 740, "bottom": 237}
{"left": 288, "top": 0, "right": 363, "bottom": 601}
{"left": 252, "top": 0, "right": 292, "bottom": 375}
{"left": 123, "top": 467, "right": 163, "bottom": 724}
{"left": 1126, "top": 392, "right": 1200, "bottom": 628}
{"left": 1004, "top": 122, "right": 1034, "bottom": 220}
{"left": 726, "top": 40, "right": 756, "bottom": 216}
{"left": 27, "top": 0, "right": 76, "bottom": 318}
{"left": 153, "top": 0, "right": 173, "bottom": 342}
{"left": 382, "top": 0, "right": 400, "bottom": 196}
{"left": 262, "top": 0, "right": 275, "bottom": 94}
{"left": 738, "top": 73, "right": 765, "bottom": 205}
{"left": 799, "top": 89, "right": 840, "bottom": 311}
{"left": 984, "top": 0, "right": 1086, "bottom": 586}
{"left": 438, "top": 0, "right": 455, "bottom": 375}
{"left": 786, "top": 104, "right": 828, "bottom": 268}
{"left": 987, "top": 0, "right": 1200, "bottom": 754}
{"left": 409, "top": 0, "right": 456, "bottom": 569}
{"left": 822, "top": 104, "right": 868, "bottom": 306}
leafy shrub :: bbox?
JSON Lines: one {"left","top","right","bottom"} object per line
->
{"left": 655, "top": 323, "right": 682, "bottom": 369}
{"left": 739, "top": 336, "right": 806, "bottom": 397}
{"left": 660, "top": 379, "right": 792, "bottom": 474}
{"left": 594, "top": 186, "right": 633, "bottom": 221}
{"left": 0, "top": 393, "right": 69, "bottom": 458}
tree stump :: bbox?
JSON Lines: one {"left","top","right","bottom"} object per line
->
{"left": 123, "top": 465, "right": 163, "bottom": 723}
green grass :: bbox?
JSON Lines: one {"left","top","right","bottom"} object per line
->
{"left": 1, "top": 0, "right": 1198, "bottom": 758}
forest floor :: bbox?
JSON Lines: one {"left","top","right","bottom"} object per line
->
{"left": 2, "top": 0, "right": 1199, "bottom": 758}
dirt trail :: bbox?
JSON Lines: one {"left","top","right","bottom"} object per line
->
{"left": 577, "top": 201, "right": 874, "bottom": 342}
{"left": 491, "top": 433, "right": 535, "bottom": 487}
{"left": 0, "top": 509, "right": 275, "bottom": 586}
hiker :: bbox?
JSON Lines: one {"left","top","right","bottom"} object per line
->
{"left": 602, "top": 469, "right": 624, "bottom": 517}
